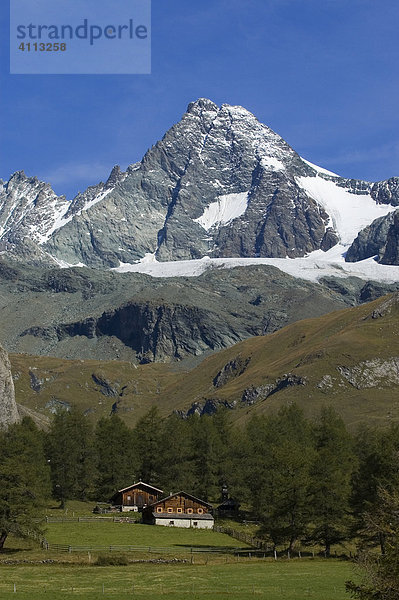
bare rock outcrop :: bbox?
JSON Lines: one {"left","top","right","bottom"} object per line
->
{"left": 0, "top": 344, "right": 19, "bottom": 429}
{"left": 337, "top": 357, "right": 399, "bottom": 389}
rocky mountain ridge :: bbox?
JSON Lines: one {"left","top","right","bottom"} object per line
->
{"left": 2, "top": 98, "right": 399, "bottom": 270}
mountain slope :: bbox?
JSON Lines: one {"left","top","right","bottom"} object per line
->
{"left": 11, "top": 292, "right": 399, "bottom": 429}
{"left": 1, "top": 256, "right": 387, "bottom": 363}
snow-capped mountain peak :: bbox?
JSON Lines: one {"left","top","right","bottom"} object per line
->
{"left": 1, "top": 98, "right": 398, "bottom": 277}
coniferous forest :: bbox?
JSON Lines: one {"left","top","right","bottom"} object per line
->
{"left": 1, "top": 403, "right": 399, "bottom": 563}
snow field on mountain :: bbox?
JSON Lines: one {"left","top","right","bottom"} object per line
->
{"left": 194, "top": 192, "right": 249, "bottom": 231}
{"left": 112, "top": 246, "right": 399, "bottom": 284}
{"left": 296, "top": 175, "right": 397, "bottom": 246}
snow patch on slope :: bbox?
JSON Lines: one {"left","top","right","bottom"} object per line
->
{"left": 194, "top": 192, "right": 249, "bottom": 231}
{"left": 296, "top": 176, "right": 396, "bottom": 246}
{"left": 260, "top": 156, "right": 285, "bottom": 171}
{"left": 34, "top": 201, "right": 71, "bottom": 244}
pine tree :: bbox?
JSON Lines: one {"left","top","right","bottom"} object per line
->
{"left": 212, "top": 409, "right": 234, "bottom": 494}
{"left": 94, "top": 415, "right": 136, "bottom": 501}
{"left": 351, "top": 424, "right": 399, "bottom": 553}
{"left": 133, "top": 407, "right": 163, "bottom": 485}
{"left": 225, "top": 423, "right": 250, "bottom": 504}
{"left": 346, "top": 488, "right": 399, "bottom": 599}
{"left": 0, "top": 417, "right": 51, "bottom": 550}
{"left": 309, "top": 406, "right": 356, "bottom": 555}
{"left": 246, "top": 404, "right": 314, "bottom": 551}
{"left": 189, "top": 414, "right": 221, "bottom": 501}
{"left": 159, "top": 410, "right": 234, "bottom": 501}
{"left": 159, "top": 414, "right": 195, "bottom": 494}
{"left": 46, "top": 408, "right": 96, "bottom": 506}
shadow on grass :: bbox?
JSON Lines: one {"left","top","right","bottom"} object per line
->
{"left": 175, "top": 544, "right": 244, "bottom": 551}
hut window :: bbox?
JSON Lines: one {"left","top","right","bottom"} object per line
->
{"left": 177, "top": 508, "right": 182, "bottom": 513}
{"left": 156, "top": 507, "right": 163, "bottom": 513}
{"left": 149, "top": 495, "right": 154, "bottom": 501}
{"left": 169, "top": 521, "right": 174, "bottom": 526}
{"left": 187, "top": 508, "right": 193, "bottom": 514}
{"left": 193, "top": 522, "right": 198, "bottom": 527}
{"left": 197, "top": 508, "right": 204, "bottom": 514}
{"left": 167, "top": 507, "right": 173, "bottom": 513}
{"left": 127, "top": 495, "right": 132, "bottom": 501}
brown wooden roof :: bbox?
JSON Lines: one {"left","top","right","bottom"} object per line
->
{"left": 116, "top": 481, "right": 164, "bottom": 494}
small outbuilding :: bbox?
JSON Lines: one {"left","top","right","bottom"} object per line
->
{"left": 110, "top": 481, "right": 164, "bottom": 512}
{"left": 142, "top": 491, "right": 214, "bottom": 529}
{"left": 216, "top": 497, "right": 241, "bottom": 518}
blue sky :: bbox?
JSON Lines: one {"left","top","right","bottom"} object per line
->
{"left": 1, "top": 0, "right": 399, "bottom": 199}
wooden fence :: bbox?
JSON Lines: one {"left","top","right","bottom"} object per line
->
{"left": 43, "top": 516, "right": 137, "bottom": 523}
{"left": 214, "top": 525, "right": 269, "bottom": 551}
{"left": 42, "top": 542, "right": 250, "bottom": 554}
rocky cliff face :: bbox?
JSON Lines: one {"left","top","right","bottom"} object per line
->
{"left": 0, "top": 343, "right": 19, "bottom": 429}
{"left": 333, "top": 178, "right": 399, "bottom": 264}
{"left": 2, "top": 98, "right": 397, "bottom": 269}
{"left": 346, "top": 209, "right": 399, "bottom": 264}
{"left": 2, "top": 259, "right": 376, "bottom": 363}
{"left": 371, "top": 178, "right": 399, "bottom": 206}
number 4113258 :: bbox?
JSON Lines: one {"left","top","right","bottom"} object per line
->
{"left": 18, "top": 42, "right": 67, "bottom": 51}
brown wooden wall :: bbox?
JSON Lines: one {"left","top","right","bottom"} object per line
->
{"left": 154, "top": 494, "right": 210, "bottom": 515}
{"left": 118, "top": 485, "right": 162, "bottom": 507}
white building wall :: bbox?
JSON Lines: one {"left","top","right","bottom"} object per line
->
{"left": 154, "top": 517, "right": 214, "bottom": 529}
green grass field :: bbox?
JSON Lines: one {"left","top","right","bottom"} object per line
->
{"left": 45, "top": 521, "right": 246, "bottom": 550}
{"left": 0, "top": 559, "right": 354, "bottom": 599}
{"left": 0, "top": 502, "right": 358, "bottom": 599}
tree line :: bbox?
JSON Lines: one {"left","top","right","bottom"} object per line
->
{"left": 1, "top": 403, "right": 399, "bottom": 560}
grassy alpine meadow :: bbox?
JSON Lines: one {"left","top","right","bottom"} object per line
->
{"left": 44, "top": 520, "right": 247, "bottom": 550}
{"left": 0, "top": 558, "right": 354, "bottom": 599}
